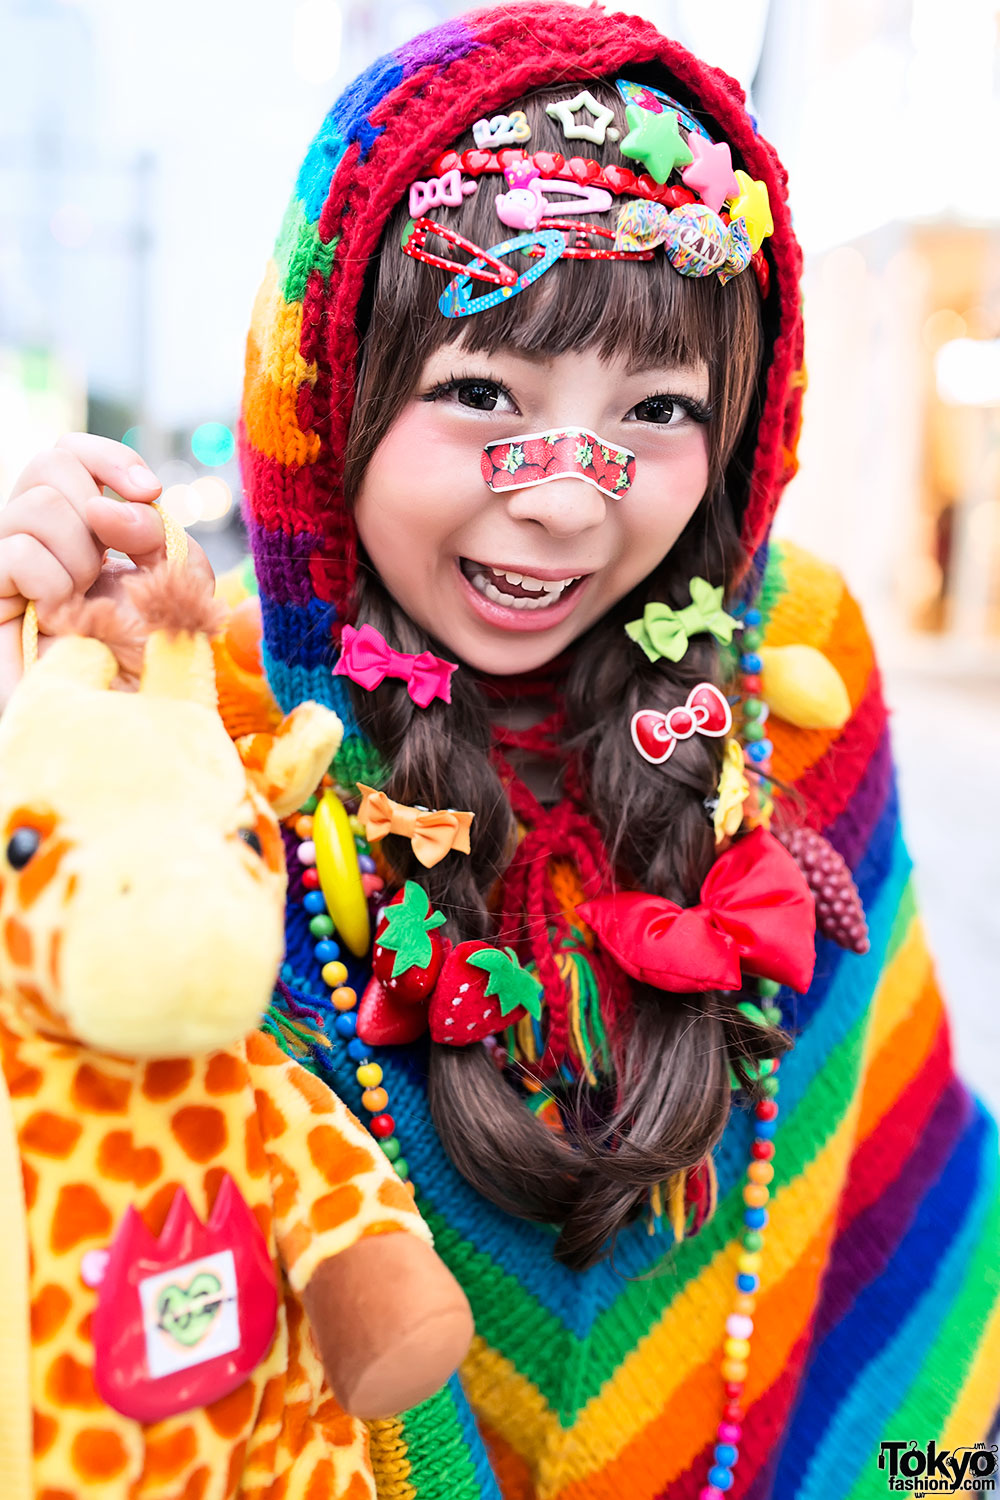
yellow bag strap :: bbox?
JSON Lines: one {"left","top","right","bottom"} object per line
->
{"left": 0, "top": 1060, "right": 31, "bottom": 1500}
{"left": 21, "top": 503, "right": 188, "bottom": 671}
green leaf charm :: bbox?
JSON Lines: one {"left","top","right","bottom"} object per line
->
{"left": 625, "top": 577, "right": 738, "bottom": 664}
{"left": 467, "top": 946, "right": 543, "bottom": 1020}
{"left": 377, "top": 881, "right": 445, "bottom": 977}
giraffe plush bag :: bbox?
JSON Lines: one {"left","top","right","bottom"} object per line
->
{"left": 0, "top": 572, "right": 471, "bottom": 1500}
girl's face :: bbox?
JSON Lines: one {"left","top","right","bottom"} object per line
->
{"left": 354, "top": 343, "right": 711, "bottom": 675}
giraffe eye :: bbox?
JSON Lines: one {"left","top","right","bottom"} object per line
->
{"left": 7, "top": 828, "right": 41, "bottom": 869}
{"left": 238, "top": 828, "right": 263, "bottom": 857}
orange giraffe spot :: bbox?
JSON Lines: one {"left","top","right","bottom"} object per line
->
{"left": 315, "top": 1401, "right": 357, "bottom": 1446}
{"left": 47, "top": 1351, "right": 102, "bottom": 1409}
{"left": 206, "top": 1377, "right": 256, "bottom": 1438}
{"left": 340, "top": 1474, "right": 373, "bottom": 1500}
{"left": 376, "top": 1177, "right": 419, "bottom": 1215}
{"left": 282, "top": 1220, "right": 311, "bottom": 1269}
{"left": 39, "top": 1491, "right": 75, "bottom": 1500}
{"left": 363, "top": 1220, "right": 409, "bottom": 1237}
{"left": 180, "top": 1464, "right": 210, "bottom": 1500}
{"left": 254, "top": 1088, "right": 286, "bottom": 1142}
{"left": 143, "top": 1425, "right": 197, "bottom": 1480}
{"left": 246, "top": 1031, "right": 285, "bottom": 1066}
{"left": 4, "top": 1050, "right": 42, "bottom": 1096}
{"left": 21, "top": 1109, "right": 82, "bottom": 1157}
{"left": 225, "top": 1438, "right": 249, "bottom": 1497}
{"left": 70, "top": 1427, "right": 129, "bottom": 1480}
{"left": 51, "top": 1182, "right": 112, "bottom": 1253}
{"left": 284, "top": 1398, "right": 311, "bottom": 1456}
{"left": 307, "top": 1124, "right": 373, "bottom": 1187}
{"left": 311, "top": 1183, "right": 362, "bottom": 1233}
{"left": 245, "top": 1114, "right": 268, "bottom": 1177}
{"left": 97, "top": 1129, "right": 162, "bottom": 1187}
{"left": 142, "top": 1057, "right": 194, "bottom": 1100}
{"left": 72, "top": 1061, "right": 130, "bottom": 1113}
{"left": 30, "top": 1283, "right": 71, "bottom": 1343}
{"left": 33, "top": 1409, "right": 58, "bottom": 1456}
{"left": 252, "top": 1201, "right": 272, "bottom": 1243}
{"left": 141, "top": 1180, "right": 181, "bottom": 1236}
{"left": 270, "top": 1153, "right": 300, "bottom": 1219}
{"left": 5, "top": 915, "right": 33, "bottom": 966}
{"left": 257, "top": 1374, "right": 286, "bottom": 1427}
{"left": 22, "top": 1157, "right": 38, "bottom": 1208}
{"left": 205, "top": 1051, "right": 245, "bottom": 1094}
{"left": 19, "top": 835, "right": 72, "bottom": 910}
{"left": 171, "top": 1104, "right": 227, "bottom": 1163}
{"left": 304, "top": 1458, "right": 335, "bottom": 1499}
{"left": 48, "top": 930, "right": 61, "bottom": 987}
{"left": 289, "top": 1066, "right": 333, "bottom": 1112}
{"left": 77, "top": 1310, "right": 93, "bottom": 1343}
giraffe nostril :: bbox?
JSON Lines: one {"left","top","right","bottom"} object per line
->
{"left": 119, "top": 880, "right": 133, "bottom": 897}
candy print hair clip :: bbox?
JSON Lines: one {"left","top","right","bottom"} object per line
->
{"left": 356, "top": 785, "right": 474, "bottom": 869}
{"left": 333, "top": 623, "right": 458, "bottom": 708}
{"left": 482, "top": 429, "right": 635, "bottom": 499}
{"left": 631, "top": 682, "right": 732, "bottom": 764}
{"left": 615, "top": 201, "right": 752, "bottom": 283}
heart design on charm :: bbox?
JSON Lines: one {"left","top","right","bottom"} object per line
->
{"left": 156, "top": 1271, "right": 226, "bottom": 1347}
{"left": 461, "top": 149, "right": 494, "bottom": 173}
{"left": 603, "top": 164, "right": 635, "bottom": 193}
{"left": 533, "top": 151, "right": 565, "bottom": 177}
{"left": 435, "top": 150, "right": 461, "bottom": 173}
{"left": 566, "top": 156, "right": 602, "bottom": 185}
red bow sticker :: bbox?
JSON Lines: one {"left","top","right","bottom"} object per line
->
{"left": 579, "top": 828, "right": 816, "bottom": 993}
{"left": 631, "top": 682, "right": 732, "bottom": 764}
{"left": 89, "top": 1175, "right": 278, "bottom": 1424}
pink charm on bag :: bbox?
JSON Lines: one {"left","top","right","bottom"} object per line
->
{"left": 90, "top": 1175, "right": 278, "bottom": 1424}
{"left": 482, "top": 428, "right": 635, "bottom": 498}
{"left": 631, "top": 683, "right": 732, "bottom": 764}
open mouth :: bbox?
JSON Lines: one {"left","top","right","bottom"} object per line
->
{"left": 459, "top": 558, "right": 586, "bottom": 610}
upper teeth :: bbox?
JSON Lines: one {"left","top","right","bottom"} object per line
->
{"left": 471, "top": 565, "right": 582, "bottom": 609}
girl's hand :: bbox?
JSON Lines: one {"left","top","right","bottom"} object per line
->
{"left": 0, "top": 433, "right": 216, "bottom": 709}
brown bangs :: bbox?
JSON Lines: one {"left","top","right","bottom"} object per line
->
{"left": 346, "top": 78, "right": 763, "bottom": 507}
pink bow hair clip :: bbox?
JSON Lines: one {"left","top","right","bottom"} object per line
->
{"left": 631, "top": 682, "right": 732, "bottom": 764}
{"left": 333, "top": 623, "right": 458, "bottom": 709}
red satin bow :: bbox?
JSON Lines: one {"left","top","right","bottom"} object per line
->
{"left": 630, "top": 682, "right": 732, "bottom": 764}
{"left": 579, "top": 828, "right": 816, "bottom": 993}
{"left": 333, "top": 623, "right": 458, "bottom": 708}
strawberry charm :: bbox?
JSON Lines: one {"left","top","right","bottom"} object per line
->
{"left": 429, "top": 942, "right": 543, "bottom": 1045}
{"left": 372, "top": 880, "right": 447, "bottom": 1003}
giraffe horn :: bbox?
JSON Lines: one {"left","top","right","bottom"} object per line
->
{"left": 140, "top": 628, "right": 218, "bottom": 710}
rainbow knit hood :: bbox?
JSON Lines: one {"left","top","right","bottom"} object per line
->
{"left": 240, "top": 1, "right": 805, "bottom": 740}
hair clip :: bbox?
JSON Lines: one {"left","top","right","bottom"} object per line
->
{"left": 544, "top": 91, "right": 620, "bottom": 145}
{"left": 495, "top": 162, "right": 613, "bottom": 233}
{"left": 408, "top": 168, "right": 478, "bottom": 219}
{"left": 728, "top": 171, "right": 774, "bottom": 252}
{"left": 473, "top": 111, "right": 531, "bottom": 150}
{"left": 681, "top": 133, "right": 738, "bottom": 214}
{"left": 482, "top": 428, "right": 635, "bottom": 498}
{"left": 619, "top": 103, "right": 693, "bottom": 186}
{"left": 438, "top": 228, "right": 565, "bottom": 318}
{"left": 356, "top": 784, "right": 473, "bottom": 869}
{"left": 614, "top": 79, "right": 714, "bottom": 143}
{"left": 401, "top": 216, "right": 518, "bottom": 287}
{"left": 625, "top": 578, "right": 737, "bottom": 663}
{"left": 333, "top": 622, "right": 458, "bottom": 708}
{"left": 522, "top": 219, "right": 653, "bottom": 262}
{"left": 631, "top": 682, "right": 732, "bottom": 765}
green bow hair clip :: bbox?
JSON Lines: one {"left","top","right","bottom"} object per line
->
{"left": 625, "top": 577, "right": 738, "bottom": 664}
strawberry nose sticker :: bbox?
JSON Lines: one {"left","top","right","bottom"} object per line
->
{"left": 482, "top": 429, "right": 636, "bottom": 499}
{"left": 90, "top": 1174, "right": 278, "bottom": 1423}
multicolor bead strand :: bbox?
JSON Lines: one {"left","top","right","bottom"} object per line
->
{"left": 290, "top": 787, "right": 413, "bottom": 1184}
{"left": 699, "top": 976, "right": 782, "bottom": 1499}
{"left": 738, "top": 607, "right": 774, "bottom": 826}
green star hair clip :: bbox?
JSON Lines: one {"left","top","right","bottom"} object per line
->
{"left": 625, "top": 577, "right": 738, "bottom": 664}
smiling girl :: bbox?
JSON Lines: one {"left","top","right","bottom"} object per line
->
{"left": 3, "top": 5, "right": 998, "bottom": 1497}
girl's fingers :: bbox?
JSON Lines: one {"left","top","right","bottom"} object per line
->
{"left": 0, "top": 486, "right": 106, "bottom": 595}
{"left": 85, "top": 493, "right": 167, "bottom": 566}
{"left": 0, "top": 534, "right": 75, "bottom": 627}
{"left": 9, "top": 435, "right": 160, "bottom": 511}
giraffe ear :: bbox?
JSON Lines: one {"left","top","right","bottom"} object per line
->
{"left": 235, "top": 702, "right": 343, "bottom": 820}
{"left": 15, "top": 636, "right": 119, "bottom": 697}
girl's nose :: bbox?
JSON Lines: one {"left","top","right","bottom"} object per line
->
{"left": 503, "top": 476, "right": 608, "bottom": 538}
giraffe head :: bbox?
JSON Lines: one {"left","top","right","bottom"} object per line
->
{"left": 0, "top": 570, "right": 342, "bottom": 1058}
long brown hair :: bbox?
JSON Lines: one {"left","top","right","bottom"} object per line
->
{"left": 342, "top": 80, "right": 788, "bottom": 1269}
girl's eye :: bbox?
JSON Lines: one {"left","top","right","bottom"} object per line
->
{"left": 423, "top": 377, "right": 519, "bottom": 414}
{"left": 628, "top": 394, "right": 708, "bottom": 427}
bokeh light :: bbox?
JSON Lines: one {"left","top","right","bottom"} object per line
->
{"left": 122, "top": 426, "right": 144, "bottom": 453}
{"left": 936, "top": 339, "right": 1000, "bottom": 407}
{"left": 190, "top": 421, "right": 235, "bottom": 467}
{"left": 191, "top": 475, "right": 233, "bottom": 522}
{"left": 159, "top": 484, "right": 203, "bottom": 529}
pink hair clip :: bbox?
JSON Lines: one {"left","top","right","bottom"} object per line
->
{"left": 631, "top": 683, "right": 732, "bottom": 764}
{"left": 333, "top": 623, "right": 458, "bottom": 708}
{"left": 495, "top": 160, "right": 613, "bottom": 233}
{"left": 408, "top": 168, "right": 478, "bottom": 218}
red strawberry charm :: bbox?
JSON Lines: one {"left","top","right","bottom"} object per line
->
{"left": 356, "top": 974, "right": 429, "bottom": 1046}
{"left": 371, "top": 881, "right": 447, "bottom": 1004}
{"left": 429, "top": 942, "right": 543, "bottom": 1046}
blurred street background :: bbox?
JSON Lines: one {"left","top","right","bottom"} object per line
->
{"left": 2, "top": 0, "right": 998, "bottom": 1109}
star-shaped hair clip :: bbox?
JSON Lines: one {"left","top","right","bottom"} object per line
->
{"left": 619, "top": 103, "right": 693, "bottom": 186}
{"left": 545, "top": 90, "right": 620, "bottom": 145}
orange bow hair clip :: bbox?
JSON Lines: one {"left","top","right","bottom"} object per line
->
{"left": 356, "top": 784, "right": 474, "bottom": 869}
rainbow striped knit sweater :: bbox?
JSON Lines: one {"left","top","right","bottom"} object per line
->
{"left": 235, "top": 6, "right": 1000, "bottom": 1494}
